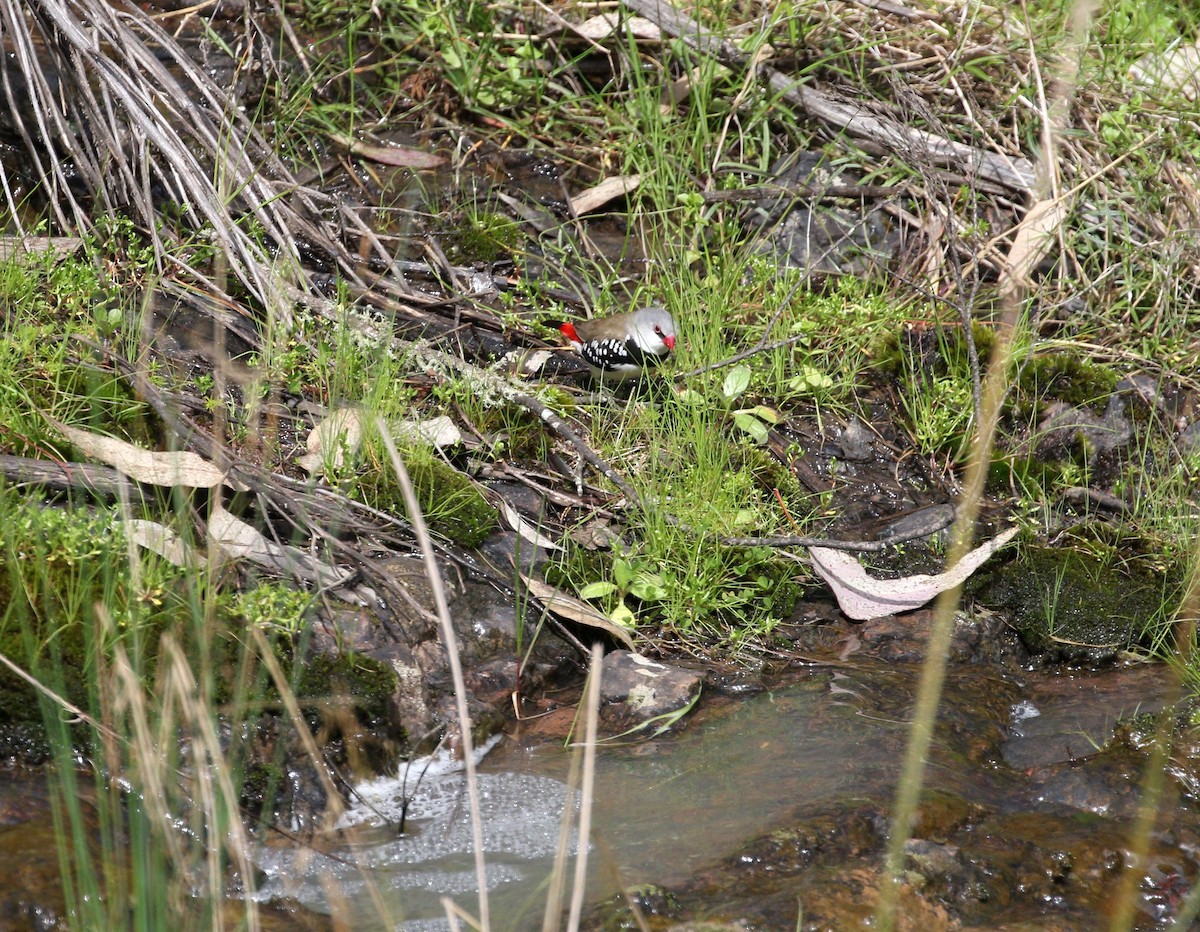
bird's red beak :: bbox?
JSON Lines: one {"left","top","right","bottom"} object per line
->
{"left": 663, "top": 335, "right": 676, "bottom": 351}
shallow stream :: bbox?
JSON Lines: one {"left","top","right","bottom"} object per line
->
{"left": 244, "top": 660, "right": 1189, "bottom": 929}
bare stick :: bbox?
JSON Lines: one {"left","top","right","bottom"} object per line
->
{"left": 566, "top": 644, "right": 603, "bottom": 931}
{"left": 624, "top": 0, "right": 1034, "bottom": 192}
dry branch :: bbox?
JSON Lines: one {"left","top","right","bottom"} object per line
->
{"left": 623, "top": 0, "right": 1035, "bottom": 194}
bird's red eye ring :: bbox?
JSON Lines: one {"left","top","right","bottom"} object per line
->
{"left": 654, "top": 326, "right": 663, "bottom": 335}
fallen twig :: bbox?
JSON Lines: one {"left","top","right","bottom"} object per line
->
{"left": 624, "top": 0, "right": 1035, "bottom": 193}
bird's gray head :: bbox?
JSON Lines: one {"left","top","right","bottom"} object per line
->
{"left": 629, "top": 306, "right": 677, "bottom": 357}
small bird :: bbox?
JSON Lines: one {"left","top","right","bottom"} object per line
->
{"left": 558, "top": 306, "right": 678, "bottom": 381}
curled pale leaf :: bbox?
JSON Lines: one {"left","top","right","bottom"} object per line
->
{"left": 394, "top": 415, "right": 462, "bottom": 449}
{"left": 501, "top": 501, "right": 561, "bottom": 551}
{"left": 56, "top": 422, "right": 226, "bottom": 488}
{"left": 809, "top": 527, "right": 1018, "bottom": 620}
{"left": 575, "top": 13, "right": 660, "bottom": 40}
{"left": 328, "top": 133, "right": 444, "bottom": 169}
{"left": 750, "top": 405, "right": 782, "bottom": 425}
{"left": 298, "top": 408, "right": 364, "bottom": 476}
{"left": 128, "top": 519, "right": 196, "bottom": 567}
{"left": 570, "top": 174, "right": 641, "bottom": 215}
{"left": 999, "top": 197, "right": 1068, "bottom": 295}
{"left": 520, "top": 575, "right": 635, "bottom": 649}
{"left": 208, "top": 503, "right": 350, "bottom": 589}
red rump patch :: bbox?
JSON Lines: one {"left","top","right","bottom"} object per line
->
{"left": 559, "top": 322, "right": 581, "bottom": 343}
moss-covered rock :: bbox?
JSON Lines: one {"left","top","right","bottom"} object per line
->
{"left": 972, "top": 542, "right": 1173, "bottom": 664}
{"left": 353, "top": 445, "right": 497, "bottom": 547}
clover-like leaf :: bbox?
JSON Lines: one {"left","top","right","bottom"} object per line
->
{"left": 722, "top": 365, "right": 752, "bottom": 401}
{"left": 610, "top": 601, "right": 637, "bottom": 628}
{"left": 733, "top": 410, "right": 769, "bottom": 444}
{"left": 629, "top": 572, "right": 667, "bottom": 601}
{"left": 578, "top": 581, "right": 620, "bottom": 600}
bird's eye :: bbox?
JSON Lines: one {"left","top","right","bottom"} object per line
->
{"left": 654, "top": 326, "right": 663, "bottom": 335}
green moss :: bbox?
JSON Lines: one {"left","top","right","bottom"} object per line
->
{"left": 0, "top": 496, "right": 181, "bottom": 730}
{"left": 972, "top": 541, "right": 1177, "bottom": 661}
{"left": 294, "top": 651, "right": 399, "bottom": 728}
{"left": 871, "top": 321, "right": 997, "bottom": 380}
{"left": 1017, "top": 352, "right": 1120, "bottom": 411}
{"left": 446, "top": 210, "right": 522, "bottom": 264}
{"left": 354, "top": 443, "right": 497, "bottom": 547}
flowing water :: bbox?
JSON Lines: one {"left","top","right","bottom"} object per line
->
{"left": 242, "top": 660, "right": 1189, "bottom": 929}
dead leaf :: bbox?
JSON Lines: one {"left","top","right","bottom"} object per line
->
{"left": 128, "top": 519, "right": 197, "bottom": 567}
{"left": 1130, "top": 41, "right": 1200, "bottom": 99}
{"left": 809, "top": 527, "right": 1018, "bottom": 621}
{"left": 301, "top": 411, "right": 461, "bottom": 475}
{"left": 208, "top": 503, "right": 350, "bottom": 588}
{"left": 520, "top": 574, "right": 635, "bottom": 649}
{"left": 299, "top": 408, "right": 364, "bottom": 475}
{"left": 56, "top": 422, "right": 227, "bottom": 488}
{"left": 393, "top": 414, "right": 461, "bottom": 449}
{"left": 999, "top": 197, "right": 1068, "bottom": 294}
{"left": 570, "top": 174, "right": 641, "bottom": 215}
{"left": 502, "top": 502, "right": 561, "bottom": 551}
{"left": 569, "top": 519, "right": 620, "bottom": 551}
{"left": 328, "top": 132, "right": 444, "bottom": 169}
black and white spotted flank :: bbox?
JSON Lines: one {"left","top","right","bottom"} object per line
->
{"left": 559, "top": 306, "right": 678, "bottom": 381}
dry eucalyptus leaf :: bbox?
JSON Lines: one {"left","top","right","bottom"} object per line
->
{"left": 128, "top": 519, "right": 196, "bottom": 567}
{"left": 520, "top": 575, "right": 635, "bottom": 649}
{"left": 1130, "top": 42, "right": 1200, "bottom": 99}
{"left": 809, "top": 527, "right": 1018, "bottom": 621}
{"left": 570, "top": 174, "right": 641, "bottom": 215}
{"left": 393, "top": 415, "right": 462, "bottom": 449}
{"left": 208, "top": 503, "right": 349, "bottom": 588}
{"left": 328, "top": 132, "right": 445, "bottom": 169}
{"left": 299, "top": 408, "right": 364, "bottom": 475}
{"left": 56, "top": 422, "right": 227, "bottom": 488}
{"left": 999, "top": 197, "right": 1068, "bottom": 294}
{"left": 502, "top": 502, "right": 561, "bottom": 551}
{"left": 568, "top": 519, "right": 620, "bottom": 551}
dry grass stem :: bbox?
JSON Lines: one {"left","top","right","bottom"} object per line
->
{"left": 378, "top": 417, "right": 490, "bottom": 928}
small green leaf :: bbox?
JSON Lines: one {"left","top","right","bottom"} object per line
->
{"left": 750, "top": 405, "right": 781, "bottom": 425}
{"left": 610, "top": 601, "right": 637, "bottom": 627}
{"left": 723, "top": 365, "right": 751, "bottom": 401}
{"left": 613, "top": 558, "right": 634, "bottom": 590}
{"left": 578, "top": 581, "right": 619, "bottom": 600}
{"left": 733, "top": 411, "right": 769, "bottom": 444}
{"left": 630, "top": 572, "right": 666, "bottom": 601}
{"left": 675, "top": 388, "right": 705, "bottom": 405}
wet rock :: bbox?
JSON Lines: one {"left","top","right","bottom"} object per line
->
{"left": 912, "top": 790, "right": 989, "bottom": 841}
{"left": 748, "top": 152, "right": 901, "bottom": 275}
{"left": 1177, "top": 419, "right": 1200, "bottom": 456}
{"left": 972, "top": 545, "right": 1165, "bottom": 664}
{"left": 723, "top": 805, "right": 885, "bottom": 880}
{"left": 837, "top": 417, "right": 875, "bottom": 461}
{"left": 1036, "top": 398, "right": 1132, "bottom": 458}
{"left": 857, "top": 607, "right": 1021, "bottom": 667}
{"left": 594, "top": 882, "right": 683, "bottom": 925}
{"left": 598, "top": 651, "right": 703, "bottom": 732}
{"left": 1000, "top": 666, "right": 1173, "bottom": 769}
{"left": 476, "top": 527, "right": 553, "bottom": 577}
{"left": 905, "top": 838, "right": 962, "bottom": 874}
